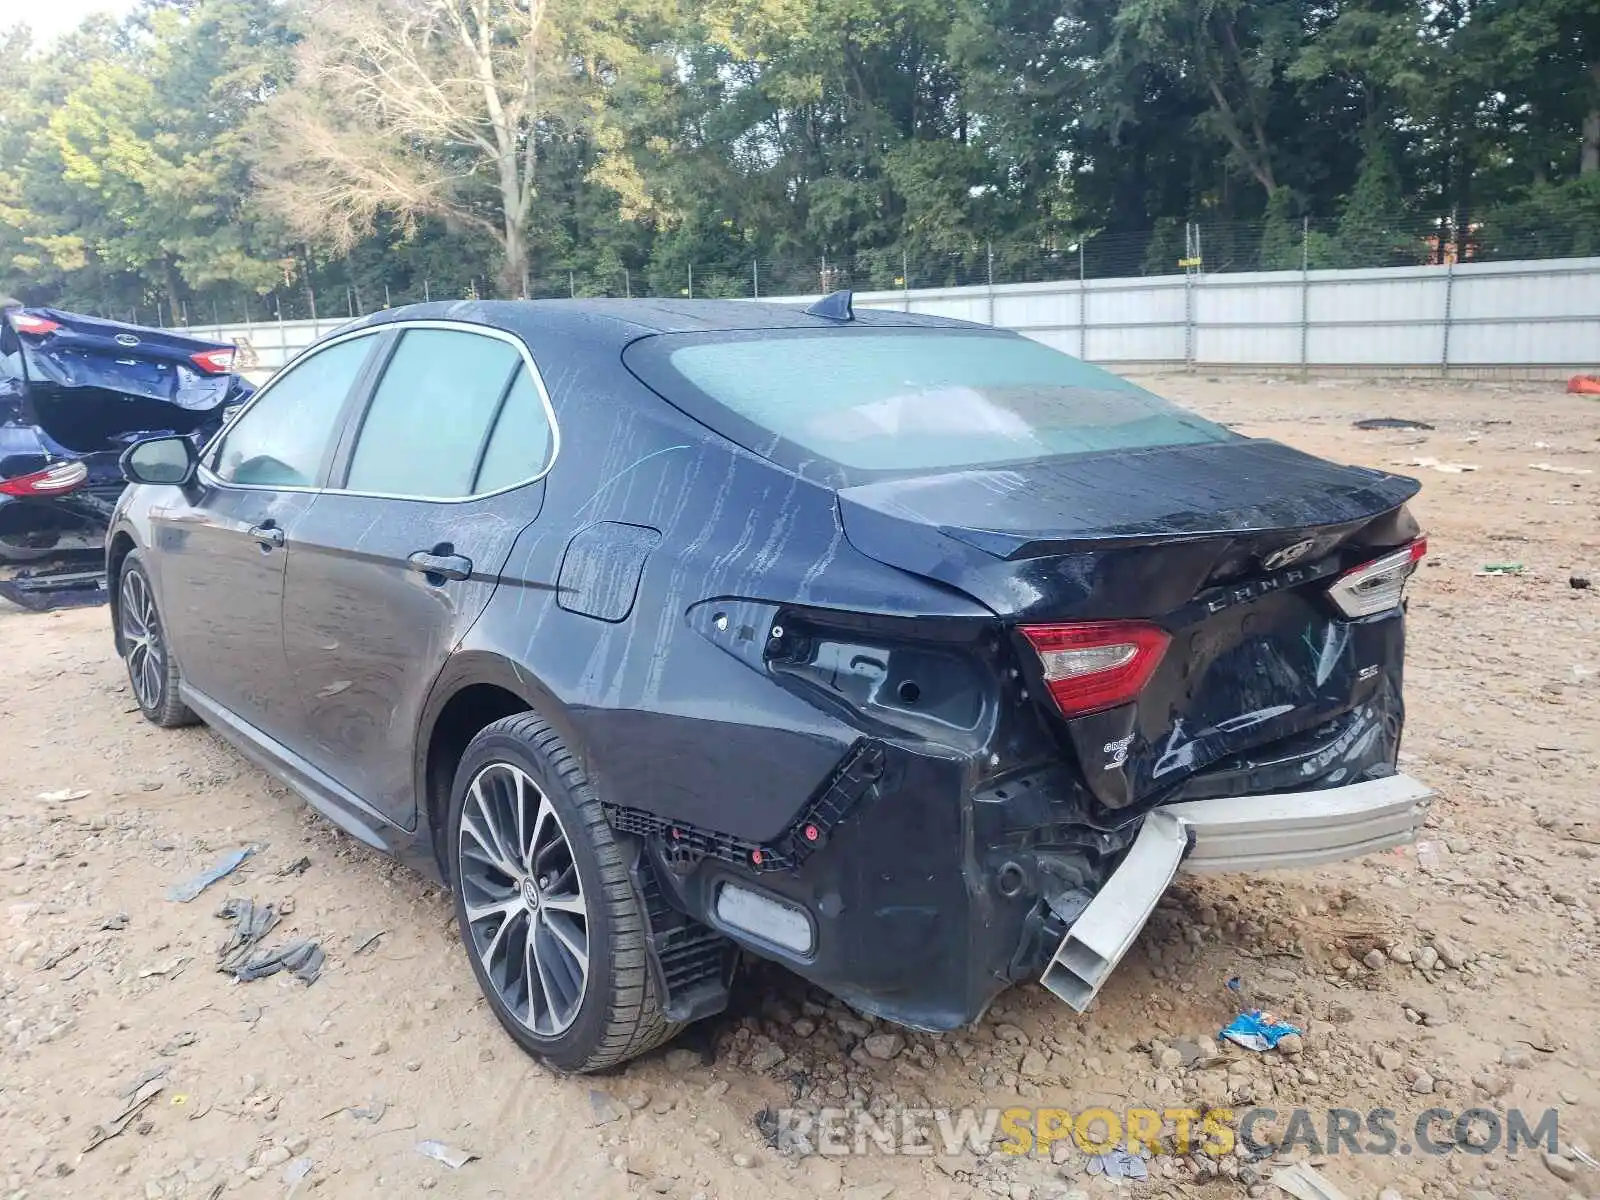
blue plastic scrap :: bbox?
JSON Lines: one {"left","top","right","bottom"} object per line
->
{"left": 1219, "top": 1009, "right": 1302, "bottom": 1052}
{"left": 167, "top": 846, "right": 255, "bottom": 903}
{"left": 1086, "top": 1149, "right": 1148, "bottom": 1179}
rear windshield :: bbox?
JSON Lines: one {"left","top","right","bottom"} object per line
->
{"left": 628, "top": 329, "right": 1234, "bottom": 481}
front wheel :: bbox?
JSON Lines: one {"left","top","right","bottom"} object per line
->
{"left": 447, "top": 713, "right": 680, "bottom": 1073}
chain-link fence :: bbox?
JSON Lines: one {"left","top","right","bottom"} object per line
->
{"left": 89, "top": 209, "right": 1600, "bottom": 329}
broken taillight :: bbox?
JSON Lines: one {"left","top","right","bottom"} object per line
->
{"left": 9, "top": 313, "right": 60, "bottom": 336}
{"left": 1327, "top": 538, "right": 1427, "bottom": 618}
{"left": 1020, "top": 620, "right": 1170, "bottom": 718}
{"left": 189, "top": 347, "right": 235, "bottom": 375}
{"left": 0, "top": 461, "right": 89, "bottom": 496}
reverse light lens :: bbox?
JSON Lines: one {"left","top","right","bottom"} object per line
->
{"left": 10, "top": 313, "right": 61, "bottom": 337}
{"left": 0, "top": 461, "right": 89, "bottom": 496}
{"left": 190, "top": 347, "right": 235, "bottom": 375}
{"left": 1021, "top": 620, "right": 1170, "bottom": 718}
{"left": 715, "top": 884, "right": 814, "bottom": 954}
{"left": 1328, "top": 538, "right": 1427, "bottom": 618}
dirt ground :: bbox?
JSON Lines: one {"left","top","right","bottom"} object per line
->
{"left": 2, "top": 375, "right": 1598, "bottom": 1200}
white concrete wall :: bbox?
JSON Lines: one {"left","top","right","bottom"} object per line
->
{"left": 175, "top": 256, "right": 1600, "bottom": 374}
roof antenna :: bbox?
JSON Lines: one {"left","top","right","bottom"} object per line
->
{"left": 805, "top": 289, "right": 854, "bottom": 321}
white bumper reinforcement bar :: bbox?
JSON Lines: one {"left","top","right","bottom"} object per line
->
{"left": 1041, "top": 774, "right": 1435, "bottom": 1012}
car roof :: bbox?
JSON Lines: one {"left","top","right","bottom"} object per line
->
{"left": 337, "top": 297, "right": 987, "bottom": 346}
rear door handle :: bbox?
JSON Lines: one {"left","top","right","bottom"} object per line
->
{"left": 248, "top": 523, "right": 284, "bottom": 548}
{"left": 408, "top": 551, "right": 472, "bottom": 582}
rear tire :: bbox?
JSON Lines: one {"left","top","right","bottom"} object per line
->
{"left": 447, "top": 712, "right": 681, "bottom": 1073}
{"left": 117, "top": 550, "right": 197, "bottom": 728}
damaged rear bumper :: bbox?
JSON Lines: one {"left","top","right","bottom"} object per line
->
{"left": 1041, "top": 773, "right": 1434, "bottom": 1011}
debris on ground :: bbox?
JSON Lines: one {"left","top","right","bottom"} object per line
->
{"left": 1219, "top": 1009, "right": 1303, "bottom": 1052}
{"left": 1354, "top": 417, "right": 1434, "bottom": 431}
{"left": 1530, "top": 462, "right": 1593, "bottom": 475}
{"left": 415, "top": 1140, "right": 478, "bottom": 1169}
{"left": 213, "top": 897, "right": 323, "bottom": 983}
{"left": 1085, "top": 1149, "right": 1148, "bottom": 1179}
{"left": 275, "top": 856, "right": 313, "bottom": 877}
{"left": 99, "top": 912, "right": 130, "bottom": 931}
{"left": 227, "top": 939, "right": 324, "bottom": 985}
{"left": 35, "top": 788, "right": 90, "bottom": 803}
{"left": 82, "top": 1079, "right": 164, "bottom": 1153}
{"left": 1477, "top": 562, "right": 1525, "bottom": 576}
{"left": 1272, "top": 1161, "right": 1354, "bottom": 1200}
{"left": 351, "top": 929, "right": 386, "bottom": 955}
{"left": 167, "top": 846, "right": 255, "bottom": 902}
{"left": 1570, "top": 575, "right": 1592, "bottom": 590}
{"left": 1398, "top": 456, "right": 1477, "bottom": 473}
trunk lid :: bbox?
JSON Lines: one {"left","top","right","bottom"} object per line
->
{"left": 837, "top": 438, "right": 1422, "bottom": 808}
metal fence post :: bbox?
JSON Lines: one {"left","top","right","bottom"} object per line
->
{"left": 752, "top": 260, "right": 759, "bottom": 299}
{"left": 1079, "top": 239, "right": 1089, "bottom": 359}
{"left": 1300, "top": 217, "right": 1311, "bottom": 375}
{"left": 276, "top": 301, "right": 287, "bottom": 369}
{"left": 423, "top": 279, "right": 431, "bottom": 303}
{"left": 569, "top": 270, "right": 576, "bottom": 298}
{"left": 1441, "top": 256, "right": 1456, "bottom": 377}
{"left": 624, "top": 268, "right": 631, "bottom": 299}
{"left": 687, "top": 263, "right": 693, "bottom": 299}
{"left": 902, "top": 248, "right": 911, "bottom": 312}
{"left": 1183, "top": 222, "right": 1195, "bottom": 371}
{"left": 986, "top": 241, "right": 996, "bottom": 326}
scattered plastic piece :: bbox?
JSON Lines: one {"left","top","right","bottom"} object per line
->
{"left": 1399, "top": 456, "right": 1477, "bottom": 474}
{"left": 35, "top": 788, "right": 90, "bottom": 803}
{"left": 168, "top": 847, "right": 254, "bottom": 902}
{"left": 1272, "top": 1161, "right": 1353, "bottom": 1200}
{"left": 275, "top": 856, "right": 313, "bottom": 877}
{"left": 416, "top": 1140, "right": 478, "bottom": 1169}
{"left": 228, "top": 939, "right": 325, "bottom": 985}
{"left": 215, "top": 897, "right": 284, "bottom": 970}
{"left": 1476, "top": 563, "right": 1524, "bottom": 576}
{"left": 83, "top": 1079, "right": 164, "bottom": 1153}
{"left": 351, "top": 929, "right": 387, "bottom": 955}
{"left": 283, "top": 1156, "right": 314, "bottom": 1186}
{"left": 1085, "top": 1149, "right": 1148, "bottom": 1179}
{"left": 1354, "top": 418, "right": 1433, "bottom": 431}
{"left": 1565, "top": 375, "right": 1600, "bottom": 396}
{"left": 1572, "top": 576, "right": 1592, "bottom": 590}
{"left": 1530, "top": 462, "right": 1593, "bottom": 476}
{"left": 1220, "top": 1009, "right": 1302, "bottom": 1052}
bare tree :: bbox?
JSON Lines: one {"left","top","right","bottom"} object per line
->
{"left": 259, "top": 0, "right": 580, "bottom": 297}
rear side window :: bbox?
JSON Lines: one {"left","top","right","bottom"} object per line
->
{"left": 344, "top": 328, "right": 522, "bottom": 497}
{"left": 214, "top": 333, "right": 376, "bottom": 487}
{"left": 474, "top": 368, "right": 552, "bottom": 493}
{"left": 633, "top": 331, "right": 1234, "bottom": 478}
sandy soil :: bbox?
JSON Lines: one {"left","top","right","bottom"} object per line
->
{"left": 1, "top": 375, "right": 1598, "bottom": 1200}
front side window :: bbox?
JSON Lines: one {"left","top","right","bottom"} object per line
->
{"left": 629, "top": 330, "right": 1236, "bottom": 480}
{"left": 343, "top": 328, "right": 524, "bottom": 497}
{"left": 213, "top": 334, "right": 376, "bottom": 487}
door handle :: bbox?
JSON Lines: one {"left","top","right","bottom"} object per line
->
{"left": 248, "top": 523, "right": 284, "bottom": 548}
{"left": 408, "top": 551, "right": 472, "bottom": 582}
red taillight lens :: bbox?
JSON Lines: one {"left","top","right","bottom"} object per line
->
{"left": 1020, "top": 620, "right": 1170, "bottom": 718}
{"left": 1327, "top": 538, "right": 1427, "bottom": 618}
{"left": 189, "top": 347, "right": 235, "bottom": 375}
{"left": 10, "top": 313, "right": 61, "bottom": 336}
{"left": 0, "top": 461, "right": 89, "bottom": 496}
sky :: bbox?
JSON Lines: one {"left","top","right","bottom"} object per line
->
{"left": 3, "top": 0, "right": 139, "bottom": 44}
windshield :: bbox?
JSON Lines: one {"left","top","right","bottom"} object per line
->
{"left": 634, "top": 330, "right": 1235, "bottom": 479}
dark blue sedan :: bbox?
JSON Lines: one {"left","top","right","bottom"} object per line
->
{"left": 106, "top": 297, "right": 1434, "bottom": 1072}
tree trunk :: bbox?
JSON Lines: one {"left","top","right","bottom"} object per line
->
{"left": 500, "top": 222, "right": 529, "bottom": 298}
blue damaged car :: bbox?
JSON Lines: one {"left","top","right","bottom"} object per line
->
{"left": 0, "top": 306, "right": 252, "bottom": 607}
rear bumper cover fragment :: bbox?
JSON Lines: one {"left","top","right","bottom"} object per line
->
{"left": 1042, "top": 773, "right": 1434, "bottom": 1011}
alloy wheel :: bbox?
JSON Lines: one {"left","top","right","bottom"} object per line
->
{"left": 120, "top": 568, "right": 165, "bottom": 711}
{"left": 457, "top": 762, "right": 590, "bottom": 1036}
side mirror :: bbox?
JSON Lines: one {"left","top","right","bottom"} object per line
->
{"left": 121, "top": 435, "right": 198, "bottom": 486}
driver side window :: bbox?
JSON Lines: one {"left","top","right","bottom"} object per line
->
{"left": 212, "top": 334, "right": 376, "bottom": 487}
